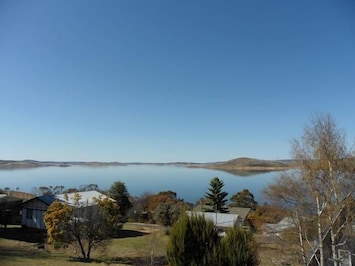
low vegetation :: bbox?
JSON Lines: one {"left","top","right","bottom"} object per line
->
{"left": 167, "top": 213, "right": 259, "bottom": 265}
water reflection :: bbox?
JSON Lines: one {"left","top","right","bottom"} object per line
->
{"left": 0, "top": 165, "right": 281, "bottom": 204}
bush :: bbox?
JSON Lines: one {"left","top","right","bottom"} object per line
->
{"left": 166, "top": 213, "right": 218, "bottom": 266}
{"left": 219, "top": 225, "right": 259, "bottom": 265}
{"left": 167, "top": 213, "right": 259, "bottom": 266}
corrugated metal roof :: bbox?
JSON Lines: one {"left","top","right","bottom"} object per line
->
{"left": 186, "top": 211, "right": 238, "bottom": 228}
{"left": 228, "top": 207, "right": 251, "bottom": 220}
{"left": 38, "top": 195, "right": 56, "bottom": 205}
{"left": 55, "top": 190, "right": 109, "bottom": 207}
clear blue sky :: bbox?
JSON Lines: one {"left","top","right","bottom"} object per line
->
{"left": 1, "top": 1, "right": 354, "bottom": 162}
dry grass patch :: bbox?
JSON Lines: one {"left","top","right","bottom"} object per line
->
{"left": 255, "top": 233, "right": 303, "bottom": 266}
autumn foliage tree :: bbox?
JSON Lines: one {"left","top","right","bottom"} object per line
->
{"left": 44, "top": 193, "right": 121, "bottom": 261}
{"left": 265, "top": 114, "right": 355, "bottom": 266}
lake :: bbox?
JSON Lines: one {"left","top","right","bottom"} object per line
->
{"left": 0, "top": 165, "right": 282, "bottom": 204}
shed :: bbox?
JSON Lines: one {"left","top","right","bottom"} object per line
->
{"left": 21, "top": 195, "right": 56, "bottom": 229}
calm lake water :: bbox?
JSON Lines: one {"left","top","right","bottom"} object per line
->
{"left": 0, "top": 165, "right": 282, "bottom": 204}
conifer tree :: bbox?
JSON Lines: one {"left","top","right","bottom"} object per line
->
{"left": 204, "top": 177, "right": 229, "bottom": 213}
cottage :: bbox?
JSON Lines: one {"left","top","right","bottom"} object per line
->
{"left": 193, "top": 204, "right": 251, "bottom": 226}
{"left": 228, "top": 207, "right": 251, "bottom": 226}
{"left": 186, "top": 211, "right": 239, "bottom": 229}
{"left": 21, "top": 190, "right": 111, "bottom": 230}
{"left": 21, "top": 195, "right": 56, "bottom": 229}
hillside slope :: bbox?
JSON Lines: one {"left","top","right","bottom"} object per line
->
{"left": 205, "top": 157, "right": 294, "bottom": 172}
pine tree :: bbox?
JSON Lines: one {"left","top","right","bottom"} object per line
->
{"left": 204, "top": 177, "right": 228, "bottom": 213}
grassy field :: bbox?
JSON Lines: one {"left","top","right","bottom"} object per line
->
{"left": 0, "top": 224, "right": 301, "bottom": 266}
{"left": 0, "top": 224, "right": 168, "bottom": 266}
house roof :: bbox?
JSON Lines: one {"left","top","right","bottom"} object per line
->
{"left": 21, "top": 195, "right": 57, "bottom": 207}
{"left": 0, "top": 194, "right": 24, "bottom": 204}
{"left": 192, "top": 205, "right": 251, "bottom": 223}
{"left": 8, "top": 191, "right": 36, "bottom": 200}
{"left": 186, "top": 211, "right": 238, "bottom": 228}
{"left": 55, "top": 190, "right": 109, "bottom": 207}
{"left": 38, "top": 195, "right": 57, "bottom": 205}
{"left": 228, "top": 207, "right": 251, "bottom": 221}
{"left": 21, "top": 190, "right": 112, "bottom": 208}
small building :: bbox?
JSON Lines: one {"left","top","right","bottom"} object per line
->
{"left": 21, "top": 195, "right": 56, "bottom": 229}
{"left": 228, "top": 207, "right": 251, "bottom": 226}
{"left": 186, "top": 211, "right": 239, "bottom": 229}
{"left": 193, "top": 204, "right": 251, "bottom": 226}
{"left": 21, "top": 190, "right": 111, "bottom": 230}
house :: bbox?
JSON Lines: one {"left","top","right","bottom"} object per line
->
{"left": 21, "top": 190, "right": 110, "bottom": 230}
{"left": 193, "top": 203, "right": 251, "bottom": 226}
{"left": 186, "top": 211, "right": 239, "bottom": 229}
{"left": 228, "top": 207, "right": 252, "bottom": 225}
{"left": 55, "top": 190, "right": 110, "bottom": 207}
{"left": 21, "top": 195, "right": 57, "bottom": 229}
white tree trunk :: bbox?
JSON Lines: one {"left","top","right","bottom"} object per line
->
{"left": 316, "top": 196, "right": 324, "bottom": 266}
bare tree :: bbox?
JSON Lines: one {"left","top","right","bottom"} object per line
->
{"left": 266, "top": 114, "right": 355, "bottom": 266}
{"left": 265, "top": 172, "right": 313, "bottom": 265}
{"left": 294, "top": 114, "right": 354, "bottom": 266}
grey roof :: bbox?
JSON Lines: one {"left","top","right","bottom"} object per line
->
{"left": 186, "top": 211, "right": 238, "bottom": 228}
{"left": 0, "top": 194, "right": 24, "bottom": 203}
{"left": 228, "top": 207, "right": 251, "bottom": 221}
{"left": 192, "top": 205, "right": 251, "bottom": 223}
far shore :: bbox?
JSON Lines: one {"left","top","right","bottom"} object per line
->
{"left": 0, "top": 158, "right": 296, "bottom": 172}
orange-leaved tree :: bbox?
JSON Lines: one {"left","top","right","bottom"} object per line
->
{"left": 44, "top": 193, "right": 121, "bottom": 261}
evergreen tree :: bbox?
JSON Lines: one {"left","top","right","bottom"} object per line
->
{"left": 230, "top": 189, "right": 258, "bottom": 210}
{"left": 167, "top": 213, "right": 259, "bottom": 266}
{"left": 108, "top": 181, "right": 132, "bottom": 216}
{"left": 204, "top": 177, "right": 228, "bottom": 213}
{"left": 219, "top": 225, "right": 259, "bottom": 265}
{"left": 166, "top": 213, "right": 218, "bottom": 266}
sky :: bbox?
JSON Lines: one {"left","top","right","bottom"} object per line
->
{"left": 0, "top": 0, "right": 355, "bottom": 163}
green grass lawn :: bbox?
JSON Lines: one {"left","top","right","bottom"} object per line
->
{"left": 0, "top": 224, "right": 168, "bottom": 266}
{"left": 0, "top": 224, "right": 301, "bottom": 266}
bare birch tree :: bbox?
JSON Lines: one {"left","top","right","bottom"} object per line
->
{"left": 266, "top": 114, "right": 355, "bottom": 266}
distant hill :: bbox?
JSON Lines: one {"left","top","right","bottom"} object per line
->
{"left": 0, "top": 160, "right": 126, "bottom": 169}
{"left": 203, "top": 157, "right": 295, "bottom": 172}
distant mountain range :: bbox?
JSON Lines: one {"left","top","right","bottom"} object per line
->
{"left": 0, "top": 158, "right": 296, "bottom": 173}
